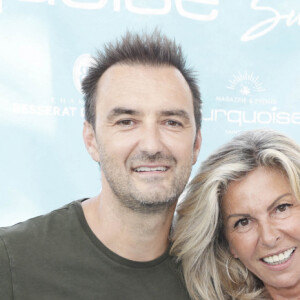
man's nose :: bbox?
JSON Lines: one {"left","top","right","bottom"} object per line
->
{"left": 258, "top": 220, "right": 281, "bottom": 248}
{"left": 138, "top": 124, "right": 164, "bottom": 155}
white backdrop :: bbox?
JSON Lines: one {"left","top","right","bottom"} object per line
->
{"left": 1, "top": 0, "right": 300, "bottom": 226}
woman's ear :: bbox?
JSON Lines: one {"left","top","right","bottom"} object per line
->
{"left": 229, "top": 245, "right": 238, "bottom": 259}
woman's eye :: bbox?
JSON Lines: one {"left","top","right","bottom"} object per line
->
{"left": 276, "top": 203, "right": 292, "bottom": 213}
{"left": 234, "top": 218, "right": 249, "bottom": 228}
{"left": 232, "top": 218, "right": 252, "bottom": 233}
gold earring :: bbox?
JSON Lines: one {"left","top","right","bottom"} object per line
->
{"left": 225, "top": 256, "right": 248, "bottom": 284}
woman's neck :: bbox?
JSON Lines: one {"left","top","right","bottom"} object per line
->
{"left": 266, "top": 282, "right": 300, "bottom": 300}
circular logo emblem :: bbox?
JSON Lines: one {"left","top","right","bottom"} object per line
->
{"left": 73, "top": 53, "right": 95, "bottom": 94}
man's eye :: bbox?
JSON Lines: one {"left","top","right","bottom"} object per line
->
{"left": 165, "top": 120, "right": 183, "bottom": 127}
{"left": 116, "top": 120, "right": 135, "bottom": 126}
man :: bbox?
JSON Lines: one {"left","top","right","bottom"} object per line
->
{"left": 0, "top": 31, "right": 202, "bottom": 299}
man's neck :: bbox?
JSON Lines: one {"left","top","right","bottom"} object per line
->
{"left": 81, "top": 194, "right": 176, "bottom": 262}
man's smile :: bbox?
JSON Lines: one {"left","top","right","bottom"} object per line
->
{"left": 133, "top": 166, "right": 169, "bottom": 173}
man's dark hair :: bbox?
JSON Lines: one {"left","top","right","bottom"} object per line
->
{"left": 81, "top": 30, "right": 202, "bottom": 132}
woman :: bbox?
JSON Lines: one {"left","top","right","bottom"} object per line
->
{"left": 172, "top": 129, "right": 300, "bottom": 300}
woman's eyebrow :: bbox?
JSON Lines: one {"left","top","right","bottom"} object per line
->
{"left": 226, "top": 213, "right": 251, "bottom": 221}
{"left": 226, "top": 193, "right": 293, "bottom": 221}
{"left": 267, "top": 193, "right": 293, "bottom": 211}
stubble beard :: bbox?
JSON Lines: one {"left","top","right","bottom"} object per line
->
{"left": 99, "top": 147, "right": 193, "bottom": 214}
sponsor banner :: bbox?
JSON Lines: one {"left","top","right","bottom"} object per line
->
{"left": 0, "top": 0, "right": 299, "bottom": 225}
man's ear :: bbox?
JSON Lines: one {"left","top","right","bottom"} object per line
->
{"left": 83, "top": 121, "right": 100, "bottom": 162}
{"left": 192, "top": 130, "right": 202, "bottom": 165}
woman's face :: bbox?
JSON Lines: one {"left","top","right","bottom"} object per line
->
{"left": 223, "top": 166, "right": 300, "bottom": 295}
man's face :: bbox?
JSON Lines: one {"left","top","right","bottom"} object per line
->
{"left": 84, "top": 64, "right": 201, "bottom": 213}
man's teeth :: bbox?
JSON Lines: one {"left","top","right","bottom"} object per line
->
{"left": 263, "top": 248, "right": 295, "bottom": 265}
{"left": 134, "top": 166, "right": 167, "bottom": 172}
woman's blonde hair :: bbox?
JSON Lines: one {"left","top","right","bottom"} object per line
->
{"left": 171, "top": 129, "right": 300, "bottom": 300}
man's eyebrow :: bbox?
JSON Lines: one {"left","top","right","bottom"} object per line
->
{"left": 107, "top": 107, "right": 141, "bottom": 120}
{"left": 160, "top": 110, "right": 191, "bottom": 121}
{"left": 267, "top": 193, "right": 293, "bottom": 211}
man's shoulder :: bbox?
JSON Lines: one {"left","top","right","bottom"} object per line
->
{"left": 0, "top": 200, "right": 85, "bottom": 243}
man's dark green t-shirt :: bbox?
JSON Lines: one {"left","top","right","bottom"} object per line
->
{"left": 0, "top": 200, "right": 190, "bottom": 300}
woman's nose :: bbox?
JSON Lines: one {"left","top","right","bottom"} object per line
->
{"left": 258, "top": 220, "right": 281, "bottom": 248}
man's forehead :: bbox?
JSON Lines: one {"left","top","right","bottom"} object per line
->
{"left": 96, "top": 63, "right": 187, "bottom": 92}
{"left": 94, "top": 63, "right": 194, "bottom": 120}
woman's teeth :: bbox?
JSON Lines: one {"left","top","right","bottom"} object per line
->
{"left": 262, "top": 248, "right": 295, "bottom": 265}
